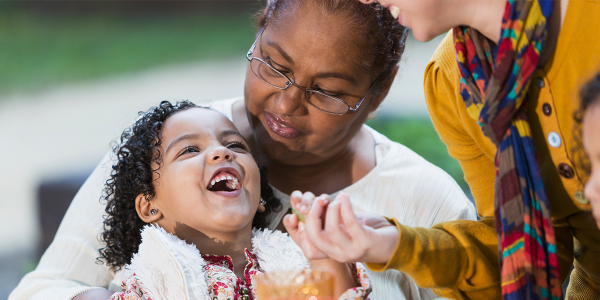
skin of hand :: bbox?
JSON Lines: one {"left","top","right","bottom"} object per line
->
{"left": 73, "top": 289, "right": 116, "bottom": 300}
{"left": 283, "top": 191, "right": 399, "bottom": 264}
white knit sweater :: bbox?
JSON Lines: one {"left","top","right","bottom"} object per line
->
{"left": 112, "top": 225, "right": 311, "bottom": 300}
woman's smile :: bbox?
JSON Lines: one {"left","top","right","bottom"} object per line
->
{"left": 264, "top": 111, "right": 304, "bottom": 139}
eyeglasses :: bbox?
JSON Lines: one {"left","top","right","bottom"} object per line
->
{"left": 246, "top": 27, "right": 378, "bottom": 116}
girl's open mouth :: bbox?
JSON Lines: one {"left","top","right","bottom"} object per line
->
{"left": 207, "top": 168, "right": 242, "bottom": 197}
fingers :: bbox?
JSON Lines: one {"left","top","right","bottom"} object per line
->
{"left": 291, "top": 191, "right": 319, "bottom": 215}
{"left": 299, "top": 192, "right": 316, "bottom": 214}
{"left": 283, "top": 213, "right": 299, "bottom": 229}
{"left": 323, "top": 199, "right": 355, "bottom": 258}
{"left": 338, "top": 194, "right": 368, "bottom": 243}
{"left": 290, "top": 190, "right": 303, "bottom": 210}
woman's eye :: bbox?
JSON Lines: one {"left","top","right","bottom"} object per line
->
{"left": 265, "top": 57, "right": 291, "bottom": 75}
{"left": 313, "top": 85, "right": 343, "bottom": 97}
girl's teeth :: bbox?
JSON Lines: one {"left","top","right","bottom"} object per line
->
{"left": 211, "top": 180, "right": 215, "bottom": 186}
{"left": 227, "top": 175, "right": 233, "bottom": 180}
{"left": 280, "top": 123, "right": 288, "bottom": 128}
{"left": 389, "top": 6, "right": 400, "bottom": 19}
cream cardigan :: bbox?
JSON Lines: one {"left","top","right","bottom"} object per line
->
{"left": 10, "top": 98, "right": 476, "bottom": 300}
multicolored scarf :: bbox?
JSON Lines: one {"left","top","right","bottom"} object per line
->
{"left": 453, "top": 0, "right": 562, "bottom": 299}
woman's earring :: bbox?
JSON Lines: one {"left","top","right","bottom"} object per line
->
{"left": 259, "top": 198, "right": 266, "bottom": 206}
{"left": 150, "top": 209, "right": 158, "bottom": 215}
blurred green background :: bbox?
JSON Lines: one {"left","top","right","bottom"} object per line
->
{"left": 0, "top": 2, "right": 257, "bottom": 95}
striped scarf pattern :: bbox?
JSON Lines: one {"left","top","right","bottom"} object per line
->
{"left": 453, "top": 0, "right": 562, "bottom": 299}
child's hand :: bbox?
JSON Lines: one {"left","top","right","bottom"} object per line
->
{"left": 283, "top": 191, "right": 331, "bottom": 260}
{"left": 302, "top": 192, "right": 400, "bottom": 264}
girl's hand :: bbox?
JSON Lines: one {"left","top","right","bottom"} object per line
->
{"left": 303, "top": 192, "right": 400, "bottom": 264}
{"left": 283, "top": 191, "right": 330, "bottom": 259}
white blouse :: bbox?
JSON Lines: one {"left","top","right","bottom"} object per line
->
{"left": 9, "top": 98, "right": 476, "bottom": 300}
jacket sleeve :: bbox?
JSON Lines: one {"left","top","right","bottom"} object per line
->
{"left": 9, "top": 152, "right": 116, "bottom": 300}
{"left": 366, "top": 32, "right": 502, "bottom": 299}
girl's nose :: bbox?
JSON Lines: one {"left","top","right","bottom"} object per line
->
{"left": 208, "top": 146, "right": 233, "bottom": 163}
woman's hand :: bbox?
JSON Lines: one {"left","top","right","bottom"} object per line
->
{"left": 284, "top": 190, "right": 400, "bottom": 264}
{"left": 304, "top": 192, "right": 399, "bottom": 264}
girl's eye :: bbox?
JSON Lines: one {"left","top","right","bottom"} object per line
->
{"left": 227, "top": 142, "right": 248, "bottom": 151}
{"left": 178, "top": 146, "right": 199, "bottom": 157}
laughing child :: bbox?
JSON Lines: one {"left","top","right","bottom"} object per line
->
{"left": 99, "top": 101, "right": 370, "bottom": 300}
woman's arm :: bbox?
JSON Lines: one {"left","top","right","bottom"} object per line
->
{"left": 9, "top": 153, "right": 116, "bottom": 300}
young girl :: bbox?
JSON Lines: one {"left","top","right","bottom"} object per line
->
{"left": 99, "top": 101, "right": 370, "bottom": 300}
{"left": 579, "top": 72, "right": 600, "bottom": 229}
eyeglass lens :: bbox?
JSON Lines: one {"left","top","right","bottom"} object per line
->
{"left": 249, "top": 59, "right": 350, "bottom": 115}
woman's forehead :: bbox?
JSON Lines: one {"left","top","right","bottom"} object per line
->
{"left": 265, "top": 6, "right": 372, "bottom": 76}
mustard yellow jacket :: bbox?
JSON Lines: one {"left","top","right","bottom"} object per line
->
{"left": 367, "top": 1, "right": 600, "bottom": 299}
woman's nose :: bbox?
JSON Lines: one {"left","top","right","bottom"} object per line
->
{"left": 207, "top": 146, "right": 233, "bottom": 163}
{"left": 276, "top": 85, "right": 307, "bottom": 116}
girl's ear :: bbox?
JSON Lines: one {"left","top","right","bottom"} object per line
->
{"left": 257, "top": 204, "right": 266, "bottom": 213}
{"left": 135, "top": 194, "right": 162, "bottom": 223}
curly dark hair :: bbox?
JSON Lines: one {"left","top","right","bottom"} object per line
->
{"left": 573, "top": 71, "right": 600, "bottom": 179}
{"left": 255, "top": 0, "right": 409, "bottom": 96}
{"left": 99, "top": 100, "right": 280, "bottom": 270}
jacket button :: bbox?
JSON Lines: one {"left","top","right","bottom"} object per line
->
{"left": 548, "top": 132, "right": 561, "bottom": 148}
{"left": 574, "top": 191, "right": 589, "bottom": 204}
{"left": 558, "top": 163, "right": 574, "bottom": 179}
{"left": 537, "top": 78, "right": 545, "bottom": 88}
{"left": 542, "top": 103, "right": 552, "bottom": 116}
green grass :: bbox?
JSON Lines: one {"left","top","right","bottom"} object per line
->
{"left": 0, "top": 11, "right": 256, "bottom": 95}
{"left": 367, "top": 117, "right": 468, "bottom": 191}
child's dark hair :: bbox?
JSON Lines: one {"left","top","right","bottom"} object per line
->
{"left": 99, "top": 100, "right": 280, "bottom": 270}
{"left": 573, "top": 71, "right": 600, "bottom": 178}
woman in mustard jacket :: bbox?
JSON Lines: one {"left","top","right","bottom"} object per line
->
{"left": 288, "top": 0, "right": 600, "bottom": 299}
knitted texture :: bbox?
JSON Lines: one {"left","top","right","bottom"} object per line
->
{"left": 453, "top": 0, "right": 561, "bottom": 299}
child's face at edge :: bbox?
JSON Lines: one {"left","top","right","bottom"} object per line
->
{"left": 583, "top": 102, "right": 600, "bottom": 228}
{"left": 146, "top": 108, "right": 261, "bottom": 240}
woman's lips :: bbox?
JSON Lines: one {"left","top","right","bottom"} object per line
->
{"left": 264, "top": 111, "right": 304, "bottom": 139}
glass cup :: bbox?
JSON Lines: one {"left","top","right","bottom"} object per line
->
{"left": 255, "top": 268, "right": 335, "bottom": 300}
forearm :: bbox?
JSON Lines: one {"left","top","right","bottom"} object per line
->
{"left": 366, "top": 218, "right": 501, "bottom": 298}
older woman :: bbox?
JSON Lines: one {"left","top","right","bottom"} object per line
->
{"left": 9, "top": 1, "right": 475, "bottom": 300}
{"left": 293, "top": 0, "right": 600, "bottom": 299}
